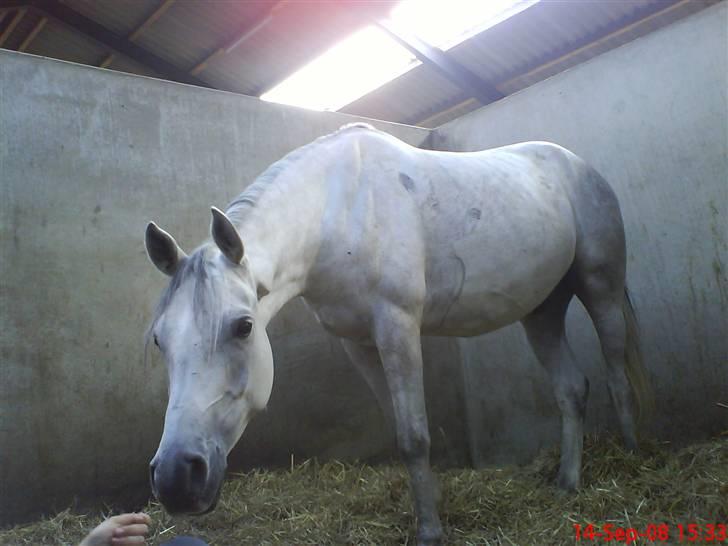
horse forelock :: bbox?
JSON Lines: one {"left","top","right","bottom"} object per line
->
{"left": 145, "top": 246, "right": 228, "bottom": 362}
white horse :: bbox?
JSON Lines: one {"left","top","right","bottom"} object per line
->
{"left": 145, "top": 123, "right": 649, "bottom": 545}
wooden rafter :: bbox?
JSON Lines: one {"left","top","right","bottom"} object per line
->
{"left": 377, "top": 19, "right": 504, "bottom": 106}
{"left": 27, "top": 0, "right": 210, "bottom": 88}
{"left": 189, "top": 0, "right": 288, "bottom": 76}
{"left": 99, "top": 0, "right": 176, "bottom": 69}
{"left": 0, "top": 7, "right": 27, "bottom": 47}
{"left": 18, "top": 14, "right": 46, "bottom": 52}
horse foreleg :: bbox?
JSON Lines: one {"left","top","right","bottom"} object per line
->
{"left": 340, "top": 340, "right": 395, "bottom": 435}
{"left": 374, "top": 305, "right": 443, "bottom": 546}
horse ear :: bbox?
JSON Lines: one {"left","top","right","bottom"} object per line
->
{"left": 145, "top": 222, "right": 186, "bottom": 276}
{"left": 211, "top": 206, "right": 244, "bottom": 264}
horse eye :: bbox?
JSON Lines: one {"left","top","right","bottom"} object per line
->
{"left": 153, "top": 335, "right": 160, "bottom": 348}
{"left": 232, "top": 318, "right": 253, "bottom": 339}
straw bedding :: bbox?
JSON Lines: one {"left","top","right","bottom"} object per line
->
{"left": 2, "top": 434, "right": 725, "bottom": 545}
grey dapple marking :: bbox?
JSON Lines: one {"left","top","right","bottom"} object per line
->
{"left": 145, "top": 123, "right": 649, "bottom": 545}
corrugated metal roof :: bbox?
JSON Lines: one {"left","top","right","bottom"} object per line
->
{"left": 203, "top": 4, "right": 390, "bottom": 96}
{"left": 0, "top": 0, "right": 720, "bottom": 127}
{"left": 21, "top": 16, "right": 104, "bottom": 66}
{"left": 131, "top": 1, "right": 254, "bottom": 70}
{"left": 340, "top": 60, "right": 464, "bottom": 124}
{"left": 343, "top": 0, "right": 720, "bottom": 126}
{"left": 65, "top": 0, "right": 157, "bottom": 37}
{"left": 106, "top": 51, "right": 161, "bottom": 79}
{"left": 1, "top": 8, "right": 39, "bottom": 51}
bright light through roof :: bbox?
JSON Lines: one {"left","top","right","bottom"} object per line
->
{"left": 391, "top": 0, "right": 530, "bottom": 51}
{"left": 261, "top": 0, "right": 530, "bottom": 112}
{"left": 261, "top": 26, "right": 415, "bottom": 112}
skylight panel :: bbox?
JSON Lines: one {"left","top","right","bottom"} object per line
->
{"left": 389, "top": 0, "right": 534, "bottom": 52}
{"left": 261, "top": 0, "right": 533, "bottom": 112}
{"left": 261, "top": 25, "right": 416, "bottom": 112}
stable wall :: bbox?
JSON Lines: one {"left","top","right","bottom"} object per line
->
{"left": 0, "top": 51, "right": 471, "bottom": 524}
{"left": 431, "top": 2, "right": 727, "bottom": 466}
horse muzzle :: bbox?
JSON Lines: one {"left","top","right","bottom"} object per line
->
{"left": 150, "top": 445, "right": 226, "bottom": 515}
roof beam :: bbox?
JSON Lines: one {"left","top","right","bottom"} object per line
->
{"left": 17, "top": 14, "right": 45, "bottom": 51}
{"left": 376, "top": 20, "right": 504, "bottom": 105}
{"left": 99, "top": 0, "right": 176, "bottom": 69}
{"left": 0, "top": 7, "right": 27, "bottom": 47}
{"left": 189, "top": 0, "right": 287, "bottom": 76}
{"left": 27, "top": 0, "right": 211, "bottom": 88}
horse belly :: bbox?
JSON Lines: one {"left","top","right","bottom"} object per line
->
{"left": 422, "top": 200, "right": 576, "bottom": 336}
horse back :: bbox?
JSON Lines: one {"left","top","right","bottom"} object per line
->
{"left": 307, "top": 132, "right": 588, "bottom": 338}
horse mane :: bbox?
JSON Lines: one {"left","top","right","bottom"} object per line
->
{"left": 225, "top": 123, "right": 377, "bottom": 224}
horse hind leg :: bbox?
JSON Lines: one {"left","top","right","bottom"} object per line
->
{"left": 569, "top": 168, "right": 647, "bottom": 451}
{"left": 521, "top": 280, "right": 589, "bottom": 490}
{"left": 576, "top": 273, "right": 642, "bottom": 451}
{"left": 569, "top": 186, "right": 654, "bottom": 453}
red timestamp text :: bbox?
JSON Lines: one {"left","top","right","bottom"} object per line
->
{"left": 574, "top": 522, "right": 727, "bottom": 543}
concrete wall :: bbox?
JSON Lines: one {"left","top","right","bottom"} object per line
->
{"left": 431, "top": 2, "right": 727, "bottom": 466}
{"left": 0, "top": 51, "right": 472, "bottom": 524}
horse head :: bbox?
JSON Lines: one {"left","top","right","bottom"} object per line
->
{"left": 144, "top": 207, "right": 273, "bottom": 514}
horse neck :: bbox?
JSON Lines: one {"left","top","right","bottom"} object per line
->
{"left": 231, "top": 164, "right": 326, "bottom": 325}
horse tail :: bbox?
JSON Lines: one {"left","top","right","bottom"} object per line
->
{"left": 622, "top": 286, "right": 653, "bottom": 427}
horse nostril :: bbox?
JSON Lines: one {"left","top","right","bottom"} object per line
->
{"left": 185, "top": 453, "right": 209, "bottom": 490}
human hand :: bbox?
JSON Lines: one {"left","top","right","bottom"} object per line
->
{"left": 79, "top": 513, "right": 152, "bottom": 546}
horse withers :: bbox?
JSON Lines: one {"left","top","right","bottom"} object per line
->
{"left": 144, "top": 123, "right": 649, "bottom": 545}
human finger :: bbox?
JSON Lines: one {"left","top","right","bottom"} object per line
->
{"left": 111, "top": 536, "right": 146, "bottom": 546}
{"left": 113, "top": 523, "right": 149, "bottom": 537}
{"left": 110, "top": 513, "right": 151, "bottom": 526}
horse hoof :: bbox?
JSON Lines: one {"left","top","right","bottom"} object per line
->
{"left": 417, "top": 528, "right": 444, "bottom": 546}
{"left": 556, "top": 473, "right": 579, "bottom": 492}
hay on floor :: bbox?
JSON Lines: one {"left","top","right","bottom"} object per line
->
{"left": 2, "top": 435, "right": 726, "bottom": 545}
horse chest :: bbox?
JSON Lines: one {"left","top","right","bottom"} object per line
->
{"left": 304, "top": 298, "right": 372, "bottom": 341}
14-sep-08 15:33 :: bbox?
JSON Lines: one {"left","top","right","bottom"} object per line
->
{"left": 574, "top": 523, "right": 727, "bottom": 543}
